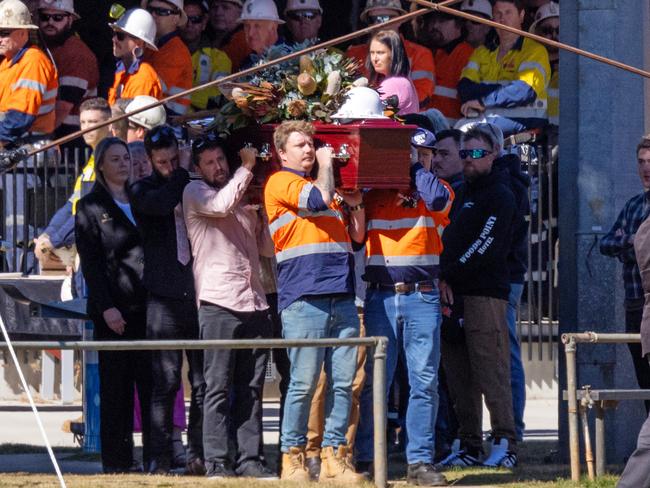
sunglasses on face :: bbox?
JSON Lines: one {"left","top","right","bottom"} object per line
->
{"left": 286, "top": 10, "right": 320, "bottom": 21}
{"left": 541, "top": 26, "right": 559, "bottom": 36}
{"left": 39, "top": 12, "right": 70, "bottom": 22}
{"left": 150, "top": 125, "right": 176, "bottom": 143}
{"left": 369, "top": 14, "right": 394, "bottom": 25}
{"left": 147, "top": 5, "right": 180, "bottom": 17}
{"left": 459, "top": 149, "right": 492, "bottom": 160}
{"left": 187, "top": 14, "right": 204, "bottom": 24}
{"left": 112, "top": 30, "right": 129, "bottom": 41}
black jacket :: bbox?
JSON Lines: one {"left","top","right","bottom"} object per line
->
{"left": 75, "top": 183, "right": 147, "bottom": 339}
{"left": 130, "top": 167, "right": 196, "bottom": 301}
{"left": 440, "top": 166, "right": 517, "bottom": 300}
{"left": 495, "top": 153, "right": 530, "bottom": 284}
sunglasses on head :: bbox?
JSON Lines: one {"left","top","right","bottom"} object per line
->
{"left": 187, "top": 14, "right": 204, "bottom": 24}
{"left": 192, "top": 133, "right": 219, "bottom": 151}
{"left": 150, "top": 125, "right": 176, "bottom": 143}
{"left": 40, "top": 12, "right": 70, "bottom": 22}
{"left": 369, "top": 14, "right": 394, "bottom": 25}
{"left": 459, "top": 149, "right": 492, "bottom": 160}
{"left": 147, "top": 5, "right": 180, "bottom": 17}
{"left": 541, "top": 26, "right": 559, "bottom": 36}
{"left": 286, "top": 10, "right": 320, "bottom": 21}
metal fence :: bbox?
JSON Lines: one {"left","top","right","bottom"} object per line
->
{"left": 518, "top": 138, "right": 559, "bottom": 361}
{"left": 1, "top": 140, "right": 560, "bottom": 355}
{"left": 0, "top": 337, "right": 390, "bottom": 488}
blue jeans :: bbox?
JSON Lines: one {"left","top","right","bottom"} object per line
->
{"left": 357, "top": 288, "right": 441, "bottom": 464}
{"left": 280, "top": 294, "right": 359, "bottom": 451}
{"left": 507, "top": 283, "right": 526, "bottom": 441}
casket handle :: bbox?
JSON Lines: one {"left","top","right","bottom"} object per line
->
{"left": 322, "top": 143, "right": 351, "bottom": 162}
{"left": 244, "top": 142, "right": 273, "bottom": 162}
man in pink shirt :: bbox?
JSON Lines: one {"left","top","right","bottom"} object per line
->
{"left": 182, "top": 135, "right": 276, "bottom": 480}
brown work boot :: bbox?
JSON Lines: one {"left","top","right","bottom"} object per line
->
{"left": 280, "top": 446, "right": 310, "bottom": 482}
{"left": 320, "top": 446, "right": 366, "bottom": 484}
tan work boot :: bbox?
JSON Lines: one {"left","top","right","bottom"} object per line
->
{"left": 320, "top": 446, "right": 366, "bottom": 484}
{"left": 281, "top": 446, "right": 311, "bottom": 482}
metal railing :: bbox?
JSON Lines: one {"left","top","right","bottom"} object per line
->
{"left": 0, "top": 147, "right": 88, "bottom": 274}
{"left": 518, "top": 139, "right": 559, "bottom": 361}
{"left": 0, "top": 337, "right": 389, "bottom": 488}
{"left": 562, "top": 332, "right": 641, "bottom": 482}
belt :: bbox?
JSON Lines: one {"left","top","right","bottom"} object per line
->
{"left": 368, "top": 281, "right": 436, "bottom": 294}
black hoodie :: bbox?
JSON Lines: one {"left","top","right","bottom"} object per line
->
{"left": 440, "top": 165, "right": 517, "bottom": 300}
{"left": 495, "top": 153, "right": 531, "bottom": 284}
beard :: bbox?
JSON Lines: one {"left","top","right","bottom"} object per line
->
{"left": 42, "top": 28, "right": 72, "bottom": 47}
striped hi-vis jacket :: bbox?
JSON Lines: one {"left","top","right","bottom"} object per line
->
{"left": 364, "top": 168, "right": 453, "bottom": 285}
{"left": 0, "top": 45, "right": 58, "bottom": 142}
{"left": 264, "top": 168, "right": 355, "bottom": 311}
{"left": 459, "top": 36, "right": 551, "bottom": 128}
{"left": 108, "top": 57, "right": 163, "bottom": 106}
{"left": 144, "top": 32, "right": 193, "bottom": 116}
{"left": 431, "top": 39, "right": 474, "bottom": 124}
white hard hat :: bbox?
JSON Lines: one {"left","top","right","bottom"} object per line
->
{"left": 529, "top": 2, "right": 559, "bottom": 33}
{"left": 110, "top": 8, "right": 158, "bottom": 51}
{"left": 0, "top": 0, "right": 38, "bottom": 29}
{"left": 331, "top": 87, "right": 388, "bottom": 120}
{"left": 239, "top": 0, "right": 284, "bottom": 23}
{"left": 141, "top": 0, "right": 188, "bottom": 28}
{"left": 38, "top": 0, "right": 79, "bottom": 19}
{"left": 126, "top": 96, "right": 167, "bottom": 130}
{"left": 460, "top": 0, "right": 492, "bottom": 20}
{"left": 360, "top": 0, "right": 406, "bottom": 24}
{"left": 285, "top": 0, "right": 322, "bottom": 14}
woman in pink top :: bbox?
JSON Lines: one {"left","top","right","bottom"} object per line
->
{"left": 367, "top": 30, "right": 419, "bottom": 116}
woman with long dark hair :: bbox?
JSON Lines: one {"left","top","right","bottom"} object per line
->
{"left": 367, "top": 29, "right": 419, "bottom": 115}
{"left": 75, "top": 137, "right": 152, "bottom": 473}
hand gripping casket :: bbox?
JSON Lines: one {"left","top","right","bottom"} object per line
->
{"left": 230, "top": 119, "right": 416, "bottom": 190}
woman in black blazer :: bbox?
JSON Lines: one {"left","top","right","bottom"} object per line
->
{"left": 75, "top": 137, "right": 152, "bottom": 473}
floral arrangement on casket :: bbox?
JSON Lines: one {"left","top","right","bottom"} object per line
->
{"left": 200, "top": 41, "right": 372, "bottom": 135}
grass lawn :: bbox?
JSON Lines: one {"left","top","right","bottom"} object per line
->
{"left": 0, "top": 440, "right": 623, "bottom": 487}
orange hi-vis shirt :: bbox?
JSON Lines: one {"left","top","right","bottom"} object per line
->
{"left": 50, "top": 33, "right": 99, "bottom": 130}
{"left": 144, "top": 32, "right": 192, "bottom": 115}
{"left": 108, "top": 57, "right": 163, "bottom": 106}
{"left": 264, "top": 168, "right": 355, "bottom": 311}
{"left": 222, "top": 29, "right": 251, "bottom": 73}
{"left": 0, "top": 45, "right": 58, "bottom": 141}
{"left": 432, "top": 40, "right": 474, "bottom": 123}
{"left": 347, "top": 36, "right": 436, "bottom": 108}
{"left": 363, "top": 181, "right": 453, "bottom": 285}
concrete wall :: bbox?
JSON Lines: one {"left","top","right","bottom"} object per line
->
{"left": 559, "top": 0, "right": 649, "bottom": 464}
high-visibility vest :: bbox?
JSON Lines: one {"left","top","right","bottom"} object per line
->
{"left": 144, "top": 34, "right": 193, "bottom": 116}
{"left": 347, "top": 36, "right": 435, "bottom": 107}
{"left": 50, "top": 34, "right": 99, "bottom": 130}
{"left": 69, "top": 155, "right": 95, "bottom": 215}
{"left": 264, "top": 169, "right": 355, "bottom": 310}
{"left": 0, "top": 45, "right": 58, "bottom": 136}
{"left": 364, "top": 188, "right": 451, "bottom": 284}
{"left": 431, "top": 40, "right": 474, "bottom": 124}
{"left": 461, "top": 36, "right": 550, "bottom": 122}
{"left": 108, "top": 59, "right": 163, "bottom": 106}
{"left": 190, "top": 47, "right": 232, "bottom": 111}
{"left": 547, "top": 68, "right": 558, "bottom": 126}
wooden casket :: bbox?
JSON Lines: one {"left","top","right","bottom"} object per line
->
{"left": 228, "top": 119, "right": 416, "bottom": 190}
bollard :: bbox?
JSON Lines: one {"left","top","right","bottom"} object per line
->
{"left": 564, "top": 337, "right": 580, "bottom": 481}
{"left": 372, "top": 337, "right": 388, "bottom": 488}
